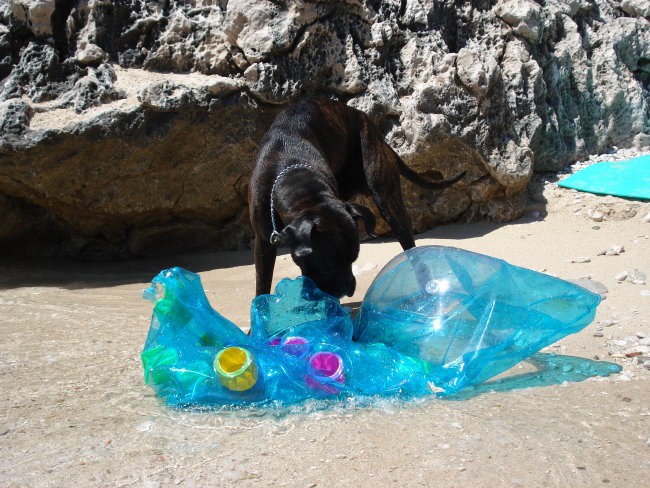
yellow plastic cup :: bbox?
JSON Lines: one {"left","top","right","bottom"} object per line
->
{"left": 214, "top": 346, "right": 258, "bottom": 391}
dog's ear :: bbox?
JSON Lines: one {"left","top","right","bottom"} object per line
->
{"left": 345, "top": 203, "right": 377, "bottom": 237}
{"left": 280, "top": 217, "right": 314, "bottom": 257}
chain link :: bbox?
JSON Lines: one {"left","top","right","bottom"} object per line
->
{"left": 269, "top": 163, "right": 314, "bottom": 245}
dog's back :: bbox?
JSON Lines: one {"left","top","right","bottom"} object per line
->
{"left": 253, "top": 97, "right": 364, "bottom": 178}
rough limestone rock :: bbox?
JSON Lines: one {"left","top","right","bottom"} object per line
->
{"left": 0, "top": 0, "right": 648, "bottom": 257}
{"left": 9, "top": 0, "right": 55, "bottom": 38}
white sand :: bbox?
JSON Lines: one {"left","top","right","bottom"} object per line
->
{"left": 1, "top": 173, "right": 649, "bottom": 487}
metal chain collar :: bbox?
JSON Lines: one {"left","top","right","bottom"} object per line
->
{"left": 269, "top": 163, "right": 314, "bottom": 245}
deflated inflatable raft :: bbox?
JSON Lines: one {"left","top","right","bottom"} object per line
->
{"left": 141, "top": 246, "right": 603, "bottom": 407}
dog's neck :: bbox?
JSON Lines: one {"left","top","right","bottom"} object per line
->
{"left": 269, "top": 164, "right": 336, "bottom": 245}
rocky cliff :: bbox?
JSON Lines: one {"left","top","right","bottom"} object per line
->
{"left": 0, "top": 0, "right": 648, "bottom": 258}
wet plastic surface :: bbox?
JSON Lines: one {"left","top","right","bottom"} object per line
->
{"left": 354, "top": 246, "right": 602, "bottom": 394}
{"left": 141, "top": 246, "right": 602, "bottom": 407}
{"left": 141, "top": 270, "right": 431, "bottom": 407}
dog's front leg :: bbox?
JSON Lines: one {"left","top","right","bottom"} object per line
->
{"left": 254, "top": 235, "right": 277, "bottom": 296}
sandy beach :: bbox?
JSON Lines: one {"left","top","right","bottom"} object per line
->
{"left": 1, "top": 168, "right": 649, "bottom": 487}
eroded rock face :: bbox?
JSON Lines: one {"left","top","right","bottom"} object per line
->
{"left": 0, "top": 0, "right": 648, "bottom": 257}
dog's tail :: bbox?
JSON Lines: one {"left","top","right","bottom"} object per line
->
{"left": 394, "top": 149, "right": 466, "bottom": 190}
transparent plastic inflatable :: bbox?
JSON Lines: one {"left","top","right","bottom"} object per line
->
{"left": 141, "top": 269, "right": 430, "bottom": 407}
{"left": 141, "top": 246, "right": 602, "bottom": 407}
{"left": 353, "top": 246, "right": 603, "bottom": 394}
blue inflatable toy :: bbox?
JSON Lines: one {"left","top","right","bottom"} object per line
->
{"left": 141, "top": 246, "right": 602, "bottom": 407}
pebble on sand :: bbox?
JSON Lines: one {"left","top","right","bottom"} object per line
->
{"left": 570, "top": 256, "right": 591, "bottom": 263}
{"left": 598, "top": 319, "right": 617, "bottom": 327}
{"left": 624, "top": 346, "right": 650, "bottom": 358}
{"left": 615, "top": 271, "right": 629, "bottom": 282}
{"left": 605, "top": 245, "right": 625, "bottom": 256}
{"left": 587, "top": 210, "right": 604, "bottom": 222}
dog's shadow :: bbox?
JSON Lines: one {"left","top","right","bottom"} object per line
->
{"left": 444, "top": 353, "right": 622, "bottom": 400}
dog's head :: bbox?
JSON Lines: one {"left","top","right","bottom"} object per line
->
{"left": 280, "top": 203, "right": 375, "bottom": 298}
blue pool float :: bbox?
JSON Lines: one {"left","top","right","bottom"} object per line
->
{"left": 141, "top": 246, "right": 602, "bottom": 407}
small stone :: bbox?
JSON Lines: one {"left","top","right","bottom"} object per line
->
{"left": 639, "top": 338, "right": 650, "bottom": 346}
{"left": 624, "top": 345, "right": 650, "bottom": 357}
{"left": 76, "top": 43, "right": 106, "bottom": 65}
{"left": 599, "top": 319, "right": 617, "bottom": 327}
{"left": 593, "top": 331, "right": 604, "bottom": 337}
{"left": 588, "top": 210, "right": 604, "bottom": 222}
{"left": 615, "top": 271, "right": 629, "bottom": 282}
{"left": 643, "top": 211, "right": 650, "bottom": 223}
{"left": 0, "top": 425, "right": 10, "bottom": 436}
{"left": 571, "top": 256, "right": 591, "bottom": 263}
{"left": 605, "top": 245, "right": 624, "bottom": 256}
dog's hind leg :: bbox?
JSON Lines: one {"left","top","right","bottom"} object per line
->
{"left": 359, "top": 117, "right": 416, "bottom": 251}
{"left": 359, "top": 118, "right": 435, "bottom": 289}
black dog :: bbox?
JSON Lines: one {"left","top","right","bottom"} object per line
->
{"left": 249, "top": 97, "right": 464, "bottom": 297}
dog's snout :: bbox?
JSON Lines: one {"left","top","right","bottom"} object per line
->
{"left": 316, "top": 274, "right": 356, "bottom": 298}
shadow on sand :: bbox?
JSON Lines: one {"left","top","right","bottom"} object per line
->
{"left": 445, "top": 353, "right": 622, "bottom": 401}
{"left": 0, "top": 204, "right": 552, "bottom": 290}
{"left": 0, "top": 247, "right": 271, "bottom": 290}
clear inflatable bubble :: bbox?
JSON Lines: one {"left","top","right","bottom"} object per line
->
{"left": 354, "top": 246, "right": 603, "bottom": 393}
